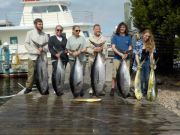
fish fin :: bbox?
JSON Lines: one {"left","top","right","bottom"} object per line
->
{"left": 77, "top": 81, "right": 82, "bottom": 86}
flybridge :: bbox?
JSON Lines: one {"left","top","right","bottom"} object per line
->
{"left": 23, "top": 0, "right": 39, "bottom": 1}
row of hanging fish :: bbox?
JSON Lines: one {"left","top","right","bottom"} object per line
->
{"left": 114, "top": 48, "right": 158, "bottom": 101}
{"left": 70, "top": 41, "right": 106, "bottom": 97}
{"left": 32, "top": 39, "right": 157, "bottom": 101}
{"left": 134, "top": 59, "right": 158, "bottom": 101}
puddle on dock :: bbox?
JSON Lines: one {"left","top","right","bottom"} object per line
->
{"left": 0, "top": 90, "right": 180, "bottom": 135}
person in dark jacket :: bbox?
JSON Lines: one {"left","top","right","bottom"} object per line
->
{"left": 48, "top": 25, "right": 68, "bottom": 67}
{"left": 48, "top": 25, "right": 68, "bottom": 96}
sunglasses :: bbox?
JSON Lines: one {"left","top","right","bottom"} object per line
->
{"left": 75, "top": 30, "right": 81, "bottom": 32}
{"left": 56, "top": 29, "right": 63, "bottom": 32}
{"left": 144, "top": 35, "right": 151, "bottom": 38}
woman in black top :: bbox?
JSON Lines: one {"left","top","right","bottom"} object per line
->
{"left": 48, "top": 25, "right": 68, "bottom": 66}
{"left": 48, "top": 25, "right": 68, "bottom": 96}
{"left": 135, "top": 29, "right": 156, "bottom": 96}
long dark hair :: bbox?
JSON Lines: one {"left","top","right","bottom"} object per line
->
{"left": 115, "top": 22, "right": 128, "bottom": 35}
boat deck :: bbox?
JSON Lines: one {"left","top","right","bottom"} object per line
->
{"left": 0, "top": 85, "right": 180, "bottom": 135}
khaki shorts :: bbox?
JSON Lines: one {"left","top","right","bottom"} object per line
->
{"left": 112, "top": 59, "right": 130, "bottom": 78}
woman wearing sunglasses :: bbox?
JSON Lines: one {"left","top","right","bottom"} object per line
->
{"left": 48, "top": 25, "right": 68, "bottom": 96}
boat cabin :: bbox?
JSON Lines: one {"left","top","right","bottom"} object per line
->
{"left": 20, "top": 0, "right": 74, "bottom": 26}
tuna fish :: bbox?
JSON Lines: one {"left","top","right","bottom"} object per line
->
{"left": 52, "top": 59, "right": 65, "bottom": 96}
{"left": 134, "top": 63, "right": 143, "bottom": 100}
{"left": 69, "top": 56, "right": 84, "bottom": 97}
{"left": 89, "top": 40, "right": 106, "bottom": 96}
{"left": 116, "top": 60, "right": 131, "bottom": 98}
{"left": 147, "top": 64, "right": 157, "bottom": 101}
{"left": 32, "top": 40, "right": 49, "bottom": 95}
{"left": 91, "top": 53, "right": 106, "bottom": 96}
{"left": 35, "top": 54, "right": 49, "bottom": 95}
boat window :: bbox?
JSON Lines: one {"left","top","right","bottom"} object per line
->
{"left": 47, "top": 5, "right": 60, "bottom": 13}
{"left": 10, "top": 37, "right": 18, "bottom": 44}
{"left": 61, "top": 5, "right": 68, "bottom": 11}
{"left": 83, "top": 31, "right": 89, "bottom": 38}
{"left": 32, "top": 6, "right": 46, "bottom": 13}
{"left": 32, "top": 5, "right": 60, "bottom": 13}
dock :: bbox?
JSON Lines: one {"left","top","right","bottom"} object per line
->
{"left": 0, "top": 62, "right": 180, "bottom": 135}
{"left": 0, "top": 85, "right": 180, "bottom": 135}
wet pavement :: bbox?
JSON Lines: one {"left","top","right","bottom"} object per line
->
{"left": 0, "top": 62, "right": 180, "bottom": 135}
{"left": 0, "top": 85, "right": 180, "bottom": 135}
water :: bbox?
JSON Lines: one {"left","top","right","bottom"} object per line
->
{"left": 0, "top": 78, "right": 26, "bottom": 106}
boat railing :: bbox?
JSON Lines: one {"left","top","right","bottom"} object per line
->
{"left": 22, "top": 0, "right": 71, "bottom": 3}
{"left": 0, "top": 11, "right": 93, "bottom": 26}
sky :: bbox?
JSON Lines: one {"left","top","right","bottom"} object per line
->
{"left": 0, "top": 0, "right": 127, "bottom": 36}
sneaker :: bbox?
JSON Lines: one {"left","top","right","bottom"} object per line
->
{"left": 98, "top": 91, "right": 106, "bottom": 96}
{"left": 80, "top": 90, "right": 84, "bottom": 97}
{"left": 110, "top": 88, "right": 114, "bottom": 97}
{"left": 73, "top": 93, "right": 79, "bottom": 98}
{"left": 88, "top": 88, "right": 93, "bottom": 94}
{"left": 24, "top": 88, "right": 32, "bottom": 94}
{"left": 56, "top": 92, "right": 64, "bottom": 96}
{"left": 143, "top": 92, "right": 147, "bottom": 97}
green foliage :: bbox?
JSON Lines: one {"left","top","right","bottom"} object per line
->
{"left": 130, "top": 0, "right": 180, "bottom": 38}
{"left": 175, "top": 37, "right": 180, "bottom": 60}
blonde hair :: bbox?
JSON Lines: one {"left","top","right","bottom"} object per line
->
{"left": 143, "top": 29, "right": 155, "bottom": 53}
{"left": 135, "top": 32, "right": 140, "bottom": 40}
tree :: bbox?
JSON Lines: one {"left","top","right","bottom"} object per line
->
{"left": 130, "top": 0, "right": 180, "bottom": 39}
{"left": 130, "top": 0, "right": 180, "bottom": 73}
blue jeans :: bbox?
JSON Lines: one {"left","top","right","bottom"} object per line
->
{"left": 141, "top": 59, "right": 150, "bottom": 96}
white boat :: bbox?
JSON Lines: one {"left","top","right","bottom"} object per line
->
{"left": 0, "top": 0, "right": 93, "bottom": 77}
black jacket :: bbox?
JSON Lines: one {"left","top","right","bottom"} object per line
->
{"left": 48, "top": 35, "right": 68, "bottom": 62}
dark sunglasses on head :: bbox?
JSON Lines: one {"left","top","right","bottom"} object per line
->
{"left": 75, "top": 30, "right": 81, "bottom": 32}
{"left": 56, "top": 29, "right": 63, "bottom": 32}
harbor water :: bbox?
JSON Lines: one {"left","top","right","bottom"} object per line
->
{"left": 0, "top": 78, "right": 26, "bottom": 106}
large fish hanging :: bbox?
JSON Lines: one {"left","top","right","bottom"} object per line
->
{"left": 69, "top": 45, "right": 84, "bottom": 97}
{"left": 116, "top": 60, "right": 131, "bottom": 98}
{"left": 90, "top": 40, "right": 106, "bottom": 96}
{"left": 134, "top": 61, "right": 144, "bottom": 100}
{"left": 147, "top": 59, "right": 159, "bottom": 101}
{"left": 70, "top": 56, "right": 84, "bottom": 97}
{"left": 52, "top": 58, "right": 65, "bottom": 96}
{"left": 32, "top": 40, "right": 49, "bottom": 95}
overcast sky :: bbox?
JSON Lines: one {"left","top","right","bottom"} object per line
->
{"left": 0, "top": 0, "right": 127, "bottom": 36}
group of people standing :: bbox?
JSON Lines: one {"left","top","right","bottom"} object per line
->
{"left": 23, "top": 18, "right": 156, "bottom": 99}
{"left": 110, "top": 22, "right": 156, "bottom": 97}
